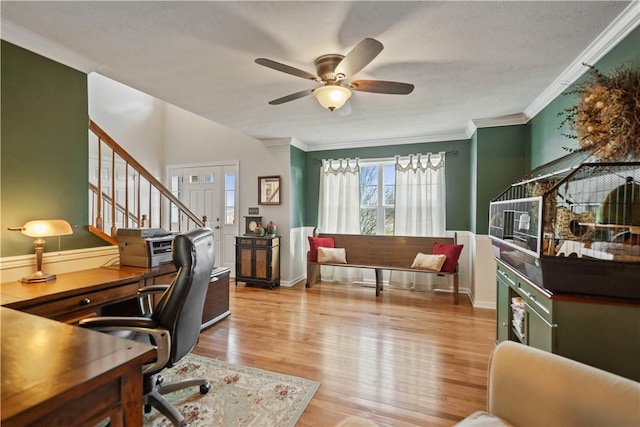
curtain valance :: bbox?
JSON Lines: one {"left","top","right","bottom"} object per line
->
{"left": 394, "top": 152, "right": 445, "bottom": 172}
{"left": 322, "top": 158, "right": 360, "bottom": 175}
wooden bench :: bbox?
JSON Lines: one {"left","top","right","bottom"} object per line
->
{"left": 306, "top": 232, "right": 460, "bottom": 304}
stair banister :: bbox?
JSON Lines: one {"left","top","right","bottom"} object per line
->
{"left": 89, "top": 119, "right": 204, "bottom": 241}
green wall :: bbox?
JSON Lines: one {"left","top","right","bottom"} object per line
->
{"left": 303, "top": 139, "right": 472, "bottom": 231}
{"left": 1, "top": 41, "right": 106, "bottom": 257}
{"left": 469, "top": 130, "right": 479, "bottom": 232}
{"left": 290, "top": 145, "right": 306, "bottom": 228}
{"left": 529, "top": 26, "right": 640, "bottom": 169}
{"left": 474, "top": 125, "right": 529, "bottom": 234}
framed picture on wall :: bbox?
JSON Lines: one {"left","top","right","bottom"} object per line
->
{"left": 258, "top": 176, "right": 281, "bottom": 205}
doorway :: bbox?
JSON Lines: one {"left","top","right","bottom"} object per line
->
{"left": 167, "top": 162, "right": 238, "bottom": 272}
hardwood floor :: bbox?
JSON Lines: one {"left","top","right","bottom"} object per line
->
{"left": 194, "top": 281, "right": 496, "bottom": 426}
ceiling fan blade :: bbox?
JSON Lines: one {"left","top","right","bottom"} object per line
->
{"left": 268, "top": 89, "right": 314, "bottom": 105}
{"left": 334, "top": 38, "right": 383, "bottom": 78}
{"left": 255, "top": 58, "right": 319, "bottom": 81}
{"left": 350, "top": 80, "right": 414, "bottom": 95}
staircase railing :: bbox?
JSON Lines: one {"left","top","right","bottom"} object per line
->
{"left": 88, "top": 119, "right": 206, "bottom": 242}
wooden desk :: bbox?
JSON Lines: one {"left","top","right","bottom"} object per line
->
{"left": 1, "top": 307, "right": 155, "bottom": 426}
{"left": 0, "top": 264, "right": 229, "bottom": 425}
{"left": 1, "top": 265, "right": 172, "bottom": 322}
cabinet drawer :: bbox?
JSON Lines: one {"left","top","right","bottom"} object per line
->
{"left": 515, "top": 278, "right": 552, "bottom": 323}
{"left": 22, "top": 281, "right": 141, "bottom": 321}
{"left": 496, "top": 263, "right": 516, "bottom": 287}
{"left": 237, "top": 238, "right": 254, "bottom": 245}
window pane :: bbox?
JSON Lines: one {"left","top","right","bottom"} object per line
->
{"left": 384, "top": 164, "right": 395, "bottom": 205}
{"left": 170, "top": 176, "right": 180, "bottom": 226}
{"left": 204, "top": 173, "right": 214, "bottom": 183}
{"left": 224, "top": 173, "right": 236, "bottom": 225}
{"left": 225, "top": 207, "right": 235, "bottom": 224}
{"left": 226, "top": 190, "right": 235, "bottom": 207}
{"left": 360, "top": 207, "right": 376, "bottom": 235}
{"left": 226, "top": 174, "right": 235, "bottom": 188}
{"left": 360, "top": 166, "right": 378, "bottom": 206}
{"left": 189, "top": 174, "right": 198, "bottom": 184}
{"left": 385, "top": 208, "right": 395, "bottom": 235}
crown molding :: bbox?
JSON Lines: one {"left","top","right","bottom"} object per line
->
{"left": 303, "top": 131, "right": 471, "bottom": 152}
{"left": 473, "top": 113, "right": 530, "bottom": 129}
{"left": 3, "top": 3, "right": 636, "bottom": 154}
{"left": 1, "top": 18, "right": 100, "bottom": 73}
{"left": 259, "top": 137, "right": 293, "bottom": 147}
{"left": 290, "top": 137, "right": 309, "bottom": 152}
{"left": 524, "top": 2, "right": 640, "bottom": 120}
{"left": 465, "top": 120, "right": 478, "bottom": 139}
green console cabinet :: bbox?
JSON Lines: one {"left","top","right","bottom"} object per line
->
{"left": 496, "top": 259, "right": 639, "bottom": 381}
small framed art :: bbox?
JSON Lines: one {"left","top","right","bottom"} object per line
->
{"left": 258, "top": 175, "right": 281, "bottom": 205}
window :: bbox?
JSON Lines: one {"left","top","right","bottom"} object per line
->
{"left": 360, "top": 162, "right": 396, "bottom": 235}
{"left": 224, "top": 173, "right": 235, "bottom": 225}
{"left": 319, "top": 153, "right": 446, "bottom": 237}
{"left": 170, "top": 175, "right": 180, "bottom": 228}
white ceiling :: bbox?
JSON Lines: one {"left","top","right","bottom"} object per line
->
{"left": 1, "top": 1, "right": 637, "bottom": 150}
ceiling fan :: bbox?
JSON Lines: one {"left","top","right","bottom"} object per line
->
{"left": 255, "top": 38, "right": 414, "bottom": 112}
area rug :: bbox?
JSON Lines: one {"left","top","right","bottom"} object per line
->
{"left": 143, "top": 353, "right": 320, "bottom": 427}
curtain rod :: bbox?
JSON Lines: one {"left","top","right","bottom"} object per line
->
{"left": 312, "top": 149, "right": 458, "bottom": 164}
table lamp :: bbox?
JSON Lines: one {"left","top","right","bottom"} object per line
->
{"left": 8, "top": 219, "right": 73, "bottom": 283}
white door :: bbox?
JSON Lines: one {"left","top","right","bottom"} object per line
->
{"left": 169, "top": 164, "right": 238, "bottom": 272}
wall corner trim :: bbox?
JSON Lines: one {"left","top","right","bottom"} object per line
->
{"left": 524, "top": 2, "right": 640, "bottom": 120}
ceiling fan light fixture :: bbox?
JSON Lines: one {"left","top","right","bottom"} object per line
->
{"left": 313, "top": 85, "right": 352, "bottom": 111}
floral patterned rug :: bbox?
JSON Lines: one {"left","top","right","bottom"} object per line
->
{"left": 143, "top": 353, "right": 320, "bottom": 427}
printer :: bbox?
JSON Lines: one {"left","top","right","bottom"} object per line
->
{"left": 116, "top": 228, "right": 176, "bottom": 268}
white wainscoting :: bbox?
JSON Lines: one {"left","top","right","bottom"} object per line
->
{"left": 288, "top": 228, "right": 497, "bottom": 308}
{"left": 0, "top": 245, "right": 119, "bottom": 283}
{"left": 281, "top": 226, "right": 309, "bottom": 287}
{"left": 2, "top": 232, "right": 497, "bottom": 309}
{"left": 471, "top": 234, "right": 498, "bottom": 309}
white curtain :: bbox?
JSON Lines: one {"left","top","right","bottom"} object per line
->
{"left": 317, "top": 158, "right": 363, "bottom": 282}
{"left": 391, "top": 152, "right": 446, "bottom": 289}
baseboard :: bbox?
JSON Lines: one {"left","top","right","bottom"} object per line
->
{"left": 473, "top": 300, "right": 497, "bottom": 309}
{"left": 469, "top": 291, "right": 497, "bottom": 309}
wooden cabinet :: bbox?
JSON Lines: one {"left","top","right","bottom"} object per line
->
{"left": 495, "top": 259, "right": 640, "bottom": 381}
{"left": 202, "top": 267, "right": 230, "bottom": 330}
{"left": 235, "top": 236, "right": 280, "bottom": 289}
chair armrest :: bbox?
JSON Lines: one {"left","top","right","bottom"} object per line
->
{"left": 79, "top": 315, "right": 157, "bottom": 329}
{"left": 488, "top": 341, "right": 640, "bottom": 426}
{"left": 79, "top": 316, "right": 169, "bottom": 374}
{"left": 138, "top": 285, "right": 170, "bottom": 316}
{"left": 139, "top": 285, "right": 170, "bottom": 295}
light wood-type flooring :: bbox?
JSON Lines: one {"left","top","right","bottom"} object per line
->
{"left": 194, "top": 281, "right": 496, "bottom": 427}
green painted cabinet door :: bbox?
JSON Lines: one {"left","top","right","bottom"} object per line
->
{"left": 496, "top": 275, "right": 510, "bottom": 343}
{"left": 525, "top": 302, "right": 555, "bottom": 352}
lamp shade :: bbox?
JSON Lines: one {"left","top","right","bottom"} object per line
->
{"left": 313, "top": 85, "right": 352, "bottom": 111}
{"left": 22, "top": 220, "right": 73, "bottom": 237}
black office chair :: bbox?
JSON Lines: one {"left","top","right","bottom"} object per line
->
{"left": 80, "top": 228, "right": 216, "bottom": 427}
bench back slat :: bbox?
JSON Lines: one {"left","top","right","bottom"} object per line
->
{"left": 316, "top": 233, "right": 454, "bottom": 270}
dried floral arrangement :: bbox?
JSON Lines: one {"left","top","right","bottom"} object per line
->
{"left": 559, "top": 63, "right": 640, "bottom": 161}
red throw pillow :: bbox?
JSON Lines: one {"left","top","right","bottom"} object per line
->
{"left": 432, "top": 242, "right": 464, "bottom": 273}
{"left": 308, "top": 236, "right": 335, "bottom": 262}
